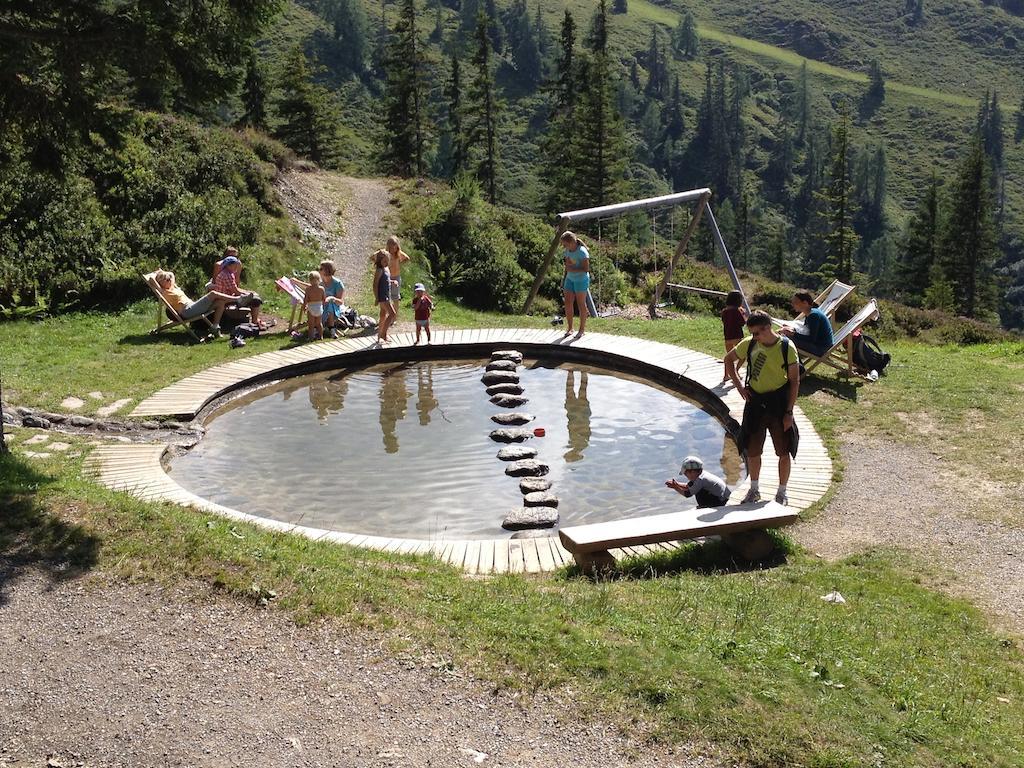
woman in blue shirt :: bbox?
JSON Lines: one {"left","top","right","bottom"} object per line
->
{"left": 782, "top": 291, "right": 835, "bottom": 357}
{"left": 560, "top": 231, "right": 590, "bottom": 339}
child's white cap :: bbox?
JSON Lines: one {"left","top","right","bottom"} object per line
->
{"left": 413, "top": 283, "right": 426, "bottom": 292}
{"left": 680, "top": 456, "right": 703, "bottom": 472}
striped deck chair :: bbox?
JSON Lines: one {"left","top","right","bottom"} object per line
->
{"left": 773, "top": 279, "right": 855, "bottom": 331}
{"left": 143, "top": 271, "right": 216, "bottom": 343}
{"left": 802, "top": 299, "right": 881, "bottom": 378}
{"left": 275, "top": 276, "right": 310, "bottom": 333}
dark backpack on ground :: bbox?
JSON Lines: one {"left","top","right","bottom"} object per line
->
{"left": 851, "top": 332, "right": 891, "bottom": 374}
{"left": 230, "top": 322, "right": 261, "bottom": 339}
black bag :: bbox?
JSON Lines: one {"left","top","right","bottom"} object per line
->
{"left": 851, "top": 333, "right": 891, "bottom": 373}
{"left": 230, "top": 322, "right": 261, "bottom": 339}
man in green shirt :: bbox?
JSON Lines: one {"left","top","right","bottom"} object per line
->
{"left": 724, "top": 310, "right": 801, "bottom": 506}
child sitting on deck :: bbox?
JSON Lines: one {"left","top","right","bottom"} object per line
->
{"left": 665, "top": 455, "right": 731, "bottom": 508}
{"left": 412, "top": 282, "right": 433, "bottom": 344}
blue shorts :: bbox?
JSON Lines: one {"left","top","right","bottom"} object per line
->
{"left": 416, "top": 319, "right": 429, "bottom": 328}
{"left": 563, "top": 272, "right": 590, "bottom": 293}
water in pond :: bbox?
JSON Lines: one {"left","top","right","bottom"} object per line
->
{"left": 169, "top": 360, "right": 744, "bottom": 539}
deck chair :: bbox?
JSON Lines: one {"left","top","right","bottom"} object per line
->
{"left": 275, "top": 276, "right": 309, "bottom": 332}
{"left": 802, "top": 299, "right": 881, "bottom": 378}
{"left": 143, "top": 272, "right": 216, "bottom": 342}
{"left": 773, "top": 279, "right": 855, "bottom": 330}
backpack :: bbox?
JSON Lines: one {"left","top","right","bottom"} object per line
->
{"left": 851, "top": 332, "right": 891, "bottom": 374}
{"left": 746, "top": 336, "right": 803, "bottom": 385}
{"left": 230, "top": 322, "right": 261, "bottom": 339}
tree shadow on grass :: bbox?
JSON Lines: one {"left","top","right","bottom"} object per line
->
{"left": 0, "top": 453, "right": 100, "bottom": 607}
{"left": 563, "top": 532, "right": 793, "bottom": 582}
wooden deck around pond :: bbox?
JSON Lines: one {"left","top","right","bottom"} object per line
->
{"left": 85, "top": 328, "right": 832, "bottom": 574}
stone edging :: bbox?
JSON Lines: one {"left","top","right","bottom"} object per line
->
{"left": 84, "top": 328, "right": 833, "bottom": 574}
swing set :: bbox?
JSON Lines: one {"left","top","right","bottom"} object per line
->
{"left": 522, "top": 188, "right": 750, "bottom": 318}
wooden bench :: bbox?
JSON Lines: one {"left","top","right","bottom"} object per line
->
{"left": 558, "top": 501, "right": 798, "bottom": 573}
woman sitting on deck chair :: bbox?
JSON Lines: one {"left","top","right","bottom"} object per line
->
{"left": 154, "top": 270, "right": 236, "bottom": 336}
{"left": 779, "top": 291, "right": 834, "bottom": 358}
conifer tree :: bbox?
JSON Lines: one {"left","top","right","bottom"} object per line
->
{"left": 817, "top": 105, "right": 858, "bottom": 283}
{"left": 240, "top": 52, "right": 267, "bottom": 130}
{"left": 539, "top": 9, "right": 577, "bottom": 211}
{"left": 863, "top": 60, "right": 885, "bottom": 109}
{"left": 936, "top": 133, "right": 999, "bottom": 317}
{"left": 1015, "top": 93, "right": 1024, "bottom": 143}
{"left": 673, "top": 11, "right": 699, "bottom": 59}
{"left": 327, "top": 0, "right": 369, "bottom": 74}
{"left": 768, "top": 223, "right": 788, "bottom": 282}
{"left": 554, "top": 10, "right": 577, "bottom": 109}
{"left": 380, "top": 0, "right": 429, "bottom": 177}
{"left": 430, "top": 0, "right": 444, "bottom": 43}
{"left": 535, "top": 0, "right": 552, "bottom": 61}
{"left": 765, "top": 118, "right": 794, "bottom": 199}
{"left": 508, "top": 0, "right": 542, "bottom": 86}
{"left": 793, "top": 60, "right": 810, "bottom": 145}
{"left": 662, "top": 76, "right": 685, "bottom": 143}
{"left": 485, "top": 0, "right": 503, "bottom": 53}
{"left": 904, "top": 0, "right": 924, "bottom": 25}
{"left": 612, "top": 0, "right": 628, "bottom": 15}
{"left": 435, "top": 52, "right": 467, "bottom": 178}
{"left": 275, "top": 46, "right": 343, "bottom": 167}
{"left": 644, "top": 28, "right": 666, "bottom": 100}
{"left": 467, "top": 11, "right": 500, "bottom": 203}
{"left": 897, "top": 172, "right": 940, "bottom": 304}
{"left": 976, "top": 91, "right": 1005, "bottom": 169}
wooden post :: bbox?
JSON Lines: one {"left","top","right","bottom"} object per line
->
{"left": 648, "top": 194, "right": 709, "bottom": 318}
{"left": 522, "top": 215, "right": 571, "bottom": 315}
{"left": 706, "top": 204, "right": 751, "bottom": 315}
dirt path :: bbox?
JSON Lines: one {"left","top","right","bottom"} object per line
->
{"left": 0, "top": 573, "right": 715, "bottom": 768}
{"left": 792, "top": 433, "right": 1024, "bottom": 634}
{"left": 274, "top": 172, "right": 393, "bottom": 306}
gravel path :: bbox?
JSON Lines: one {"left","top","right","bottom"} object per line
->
{"left": 0, "top": 573, "right": 718, "bottom": 768}
{"left": 793, "top": 433, "right": 1024, "bottom": 634}
{"left": 274, "top": 172, "right": 393, "bottom": 306}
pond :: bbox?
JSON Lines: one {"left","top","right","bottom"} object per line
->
{"left": 169, "top": 359, "right": 744, "bottom": 539}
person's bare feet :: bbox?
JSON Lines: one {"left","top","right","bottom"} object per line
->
{"left": 574, "top": 330, "right": 585, "bottom": 339}
{"left": 562, "top": 329, "right": 573, "bottom": 337}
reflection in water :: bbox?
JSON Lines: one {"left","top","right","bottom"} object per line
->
{"left": 379, "top": 364, "right": 410, "bottom": 453}
{"left": 416, "top": 366, "right": 439, "bottom": 426}
{"left": 308, "top": 375, "right": 349, "bottom": 424}
{"left": 564, "top": 370, "right": 591, "bottom": 463}
{"left": 720, "top": 430, "right": 742, "bottom": 485}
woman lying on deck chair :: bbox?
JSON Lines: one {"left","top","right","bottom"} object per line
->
{"left": 154, "top": 270, "right": 237, "bottom": 336}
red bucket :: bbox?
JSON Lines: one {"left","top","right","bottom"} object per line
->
{"left": 533, "top": 427, "right": 546, "bottom": 437}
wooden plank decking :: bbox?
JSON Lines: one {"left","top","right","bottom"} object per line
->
{"left": 83, "top": 328, "right": 833, "bottom": 574}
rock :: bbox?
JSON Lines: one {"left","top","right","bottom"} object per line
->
{"left": 164, "top": 421, "right": 186, "bottom": 430}
{"left": 489, "top": 428, "right": 534, "bottom": 443}
{"left": 486, "top": 384, "right": 524, "bottom": 396}
{"left": 496, "top": 446, "right": 537, "bottom": 461}
{"left": 22, "top": 450, "right": 52, "bottom": 459}
{"left": 140, "top": 421, "right": 162, "bottom": 430}
{"left": 24, "top": 434, "right": 50, "bottom": 445}
{"left": 491, "top": 350, "right": 524, "bottom": 363}
{"left": 15, "top": 406, "right": 35, "bottom": 417}
{"left": 524, "top": 491, "right": 559, "bottom": 508}
{"left": 96, "top": 421, "right": 125, "bottom": 432}
{"left": 481, "top": 371, "right": 519, "bottom": 386}
{"left": 2, "top": 411, "right": 17, "bottom": 425}
{"left": 505, "top": 459, "right": 549, "bottom": 477}
{"left": 511, "top": 529, "right": 553, "bottom": 539}
{"left": 48, "top": 442, "right": 72, "bottom": 452}
{"left": 491, "top": 412, "right": 534, "bottom": 425}
{"left": 519, "top": 477, "right": 552, "bottom": 493}
{"left": 87, "top": 391, "right": 104, "bottom": 400}
{"left": 502, "top": 506, "right": 559, "bottom": 530}
{"left": 490, "top": 393, "right": 528, "bottom": 408}
{"left": 485, "top": 359, "right": 518, "bottom": 372}
{"left": 60, "top": 396, "right": 86, "bottom": 410}
{"left": 96, "top": 398, "right": 132, "bottom": 418}
{"left": 22, "top": 415, "right": 52, "bottom": 429}
{"left": 68, "top": 415, "right": 95, "bottom": 427}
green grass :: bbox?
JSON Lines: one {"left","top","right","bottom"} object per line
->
{"left": 3, "top": 438, "right": 1024, "bottom": 767}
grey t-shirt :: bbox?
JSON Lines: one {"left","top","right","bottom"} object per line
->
{"left": 686, "top": 471, "right": 731, "bottom": 503}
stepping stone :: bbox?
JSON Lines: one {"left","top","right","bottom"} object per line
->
{"left": 60, "top": 396, "right": 85, "bottom": 411}
{"left": 490, "top": 394, "right": 528, "bottom": 408}
{"left": 22, "top": 451, "right": 52, "bottom": 459}
{"left": 511, "top": 529, "right": 553, "bottom": 539}
{"left": 481, "top": 371, "right": 519, "bottom": 386}
{"left": 87, "top": 391, "right": 104, "bottom": 400}
{"left": 24, "top": 434, "right": 50, "bottom": 445}
{"left": 490, "top": 428, "right": 534, "bottom": 443}
{"left": 491, "top": 412, "right": 534, "bottom": 426}
{"left": 497, "top": 446, "right": 537, "bottom": 461}
{"left": 68, "top": 416, "right": 95, "bottom": 427}
{"left": 491, "top": 350, "right": 524, "bottom": 363}
{"left": 96, "top": 398, "right": 132, "bottom": 418}
{"left": 485, "top": 359, "right": 518, "bottom": 372}
{"left": 486, "top": 384, "right": 524, "bottom": 396}
{"left": 524, "top": 491, "right": 559, "bottom": 508}
{"left": 502, "top": 506, "right": 559, "bottom": 530}
{"left": 48, "top": 442, "right": 72, "bottom": 452}
{"left": 519, "top": 477, "right": 552, "bottom": 493}
{"left": 505, "top": 459, "right": 549, "bottom": 477}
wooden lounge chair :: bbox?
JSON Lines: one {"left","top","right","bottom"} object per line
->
{"left": 559, "top": 500, "right": 798, "bottom": 573}
{"left": 143, "top": 271, "right": 216, "bottom": 342}
{"left": 275, "top": 276, "right": 309, "bottom": 333}
{"left": 802, "top": 299, "right": 881, "bottom": 378}
{"left": 773, "top": 279, "right": 855, "bottom": 330}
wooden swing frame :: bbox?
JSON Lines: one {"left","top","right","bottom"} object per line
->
{"left": 522, "top": 188, "right": 750, "bottom": 318}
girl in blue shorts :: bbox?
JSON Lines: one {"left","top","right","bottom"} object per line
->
{"left": 560, "top": 231, "right": 590, "bottom": 339}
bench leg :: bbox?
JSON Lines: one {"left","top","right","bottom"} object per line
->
{"left": 721, "top": 530, "right": 776, "bottom": 561}
{"left": 572, "top": 549, "right": 616, "bottom": 576}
